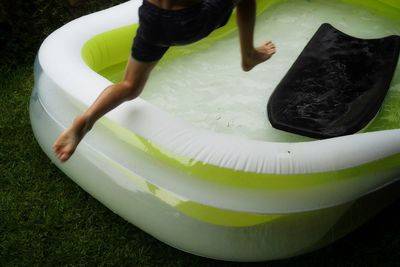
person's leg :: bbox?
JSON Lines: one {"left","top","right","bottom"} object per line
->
{"left": 53, "top": 58, "right": 158, "bottom": 162}
{"left": 235, "top": 0, "right": 276, "bottom": 71}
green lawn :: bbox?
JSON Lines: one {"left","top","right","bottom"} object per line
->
{"left": 1, "top": 64, "right": 400, "bottom": 266}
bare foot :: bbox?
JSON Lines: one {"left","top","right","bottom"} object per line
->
{"left": 242, "top": 41, "right": 276, "bottom": 72}
{"left": 53, "top": 115, "right": 90, "bottom": 162}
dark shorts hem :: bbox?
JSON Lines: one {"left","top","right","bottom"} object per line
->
{"left": 131, "top": 0, "right": 234, "bottom": 62}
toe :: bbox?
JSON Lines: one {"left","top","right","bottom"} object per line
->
{"left": 60, "top": 152, "right": 70, "bottom": 162}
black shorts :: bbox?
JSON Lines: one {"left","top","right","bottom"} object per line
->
{"left": 131, "top": 0, "right": 235, "bottom": 62}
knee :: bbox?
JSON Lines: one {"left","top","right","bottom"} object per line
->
{"left": 120, "top": 80, "right": 142, "bottom": 101}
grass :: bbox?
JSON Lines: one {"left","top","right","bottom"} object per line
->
{"left": 1, "top": 64, "right": 400, "bottom": 267}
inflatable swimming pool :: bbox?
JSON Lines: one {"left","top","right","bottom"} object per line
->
{"left": 30, "top": 0, "right": 400, "bottom": 261}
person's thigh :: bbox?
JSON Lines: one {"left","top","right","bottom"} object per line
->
{"left": 122, "top": 57, "right": 158, "bottom": 91}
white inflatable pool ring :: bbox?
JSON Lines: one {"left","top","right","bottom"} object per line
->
{"left": 30, "top": 0, "right": 400, "bottom": 261}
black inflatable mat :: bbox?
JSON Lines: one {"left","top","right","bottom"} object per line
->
{"left": 267, "top": 23, "right": 400, "bottom": 139}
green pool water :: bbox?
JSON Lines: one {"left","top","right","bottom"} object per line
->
{"left": 98, "top": 0, "right": 400, "bottom": 142}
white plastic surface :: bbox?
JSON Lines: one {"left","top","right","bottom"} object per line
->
{"left": 30, "top": 0, "right": 400, "bottom": 261}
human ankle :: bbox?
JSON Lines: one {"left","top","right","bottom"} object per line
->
{"left": 74, "top": 114, "right": 92, "bottom": 133}
{"left": 242, "top": 48, "right": 256, "bottom": 59}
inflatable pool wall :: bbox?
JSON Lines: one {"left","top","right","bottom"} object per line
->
{"left": 30, "top": 0, "right": 400, "bottom": 261}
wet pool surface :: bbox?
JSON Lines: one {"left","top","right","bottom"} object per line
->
{"left": 100, "top": 0, "right": 400, "bottom": 142}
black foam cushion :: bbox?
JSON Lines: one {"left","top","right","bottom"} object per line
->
{"left": 267, "top": 23, "right": 400, "bottom": 139}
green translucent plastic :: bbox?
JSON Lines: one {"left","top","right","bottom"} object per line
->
{"left": 82, "top": 0, "right": 400, "bottom": 133}
{"left": 79, "top": 0, "right": 400, "bottom": 226}
{"left": 100, "top": 116, "right": 400, "bottom": 190}
{"left": 82, "top": 1, "right": 278, "bottom": 72}
{"left": 82, "top": 0, "right": 400, "bottom": 72}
